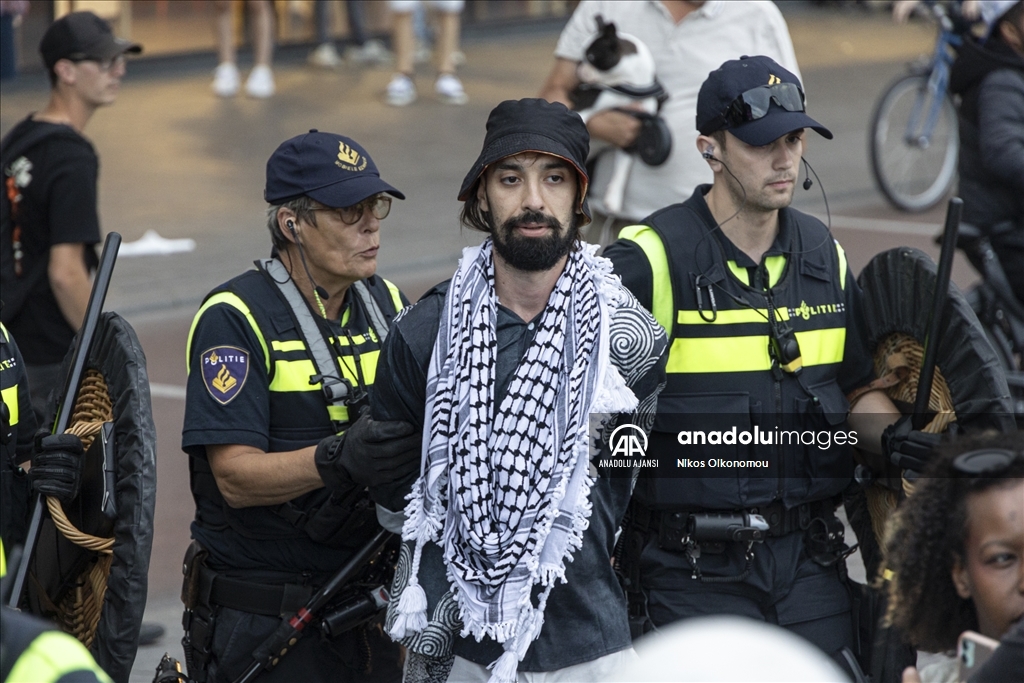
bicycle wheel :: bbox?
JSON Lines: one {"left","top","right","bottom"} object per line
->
{"left": 870, "top": 73, "right": 959, "bottom": 212}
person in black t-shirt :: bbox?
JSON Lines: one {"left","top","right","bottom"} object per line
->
{"left": 0, "top": 11, "right": 140, "bottom": 421}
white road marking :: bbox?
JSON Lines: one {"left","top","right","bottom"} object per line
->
{"left": 150, "top": 383, "right": 187, "bottom": 400}
{"left": 815, "top": 213, "right": 941, "bottom": 237}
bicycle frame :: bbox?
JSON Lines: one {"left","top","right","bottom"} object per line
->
{"left": 903, "top": 9, "right": 961, "bottom": 147}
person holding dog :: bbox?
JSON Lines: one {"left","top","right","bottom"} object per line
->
{"left": 539, "top": 1, "right": 799, "bottom": 241}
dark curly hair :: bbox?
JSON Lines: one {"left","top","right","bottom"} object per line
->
{"left": 883, "top": 433, "right": 1024, "bottom": 652}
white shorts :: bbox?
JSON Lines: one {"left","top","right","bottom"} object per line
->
{"left": 388, "top": 0, "right": 465, "bottom": 14}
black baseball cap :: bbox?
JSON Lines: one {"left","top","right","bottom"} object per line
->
{"left": 265, "top": 130, "right": 405, "bottom": 207}
{"left": 696, "top": 55, "right": 832, "bottom": 147}
{"left": 40, "top": 11, "right": 142, "bottom": 69}
{"left": 458, "top": 98, "right": 591, "bottom": 223}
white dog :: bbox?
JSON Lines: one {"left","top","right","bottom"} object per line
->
{"left": 572, "top": 16, "right": 667, "bottom": 216}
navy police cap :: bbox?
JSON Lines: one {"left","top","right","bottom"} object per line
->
{"left": 696, "top": 55, "right": 832, "bottom": 147}
{"left": 265, "top": 130, "right": 405, "bottom": 207}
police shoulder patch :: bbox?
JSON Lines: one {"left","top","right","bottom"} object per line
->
{"left": 200, "top": 346, "right": 249, "bottom": 404}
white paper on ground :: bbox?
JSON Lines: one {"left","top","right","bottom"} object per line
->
{"left": 118, "top": 230, "right": 197, "bottom": 257}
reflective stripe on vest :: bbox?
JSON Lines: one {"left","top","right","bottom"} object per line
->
{"left": 621, "top": 222, "right": 849, "bottom": 377}
{"left": 1, "top": 323, "right": 20, "bottom": 427}
{"left": 185, "top": 275, "right": 401, "bottom": 423}
{"left": 6, "top": 630, "right": 113, "bottom": 683}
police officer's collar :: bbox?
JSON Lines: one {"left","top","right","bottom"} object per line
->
{"left": 693, "top": 185, "right": 797, "bottom": 269}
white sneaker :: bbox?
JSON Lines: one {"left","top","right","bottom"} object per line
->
{"left": 346, "top": 39, "right": 392, "bottom": 66}
{"left": 435, "top": 73, "right": 467, "bottom": 105}
{"left": 308, "top": 42, "right": 341, "bottom": 68}
{"left": 211, "top": 62, "right": 240, "bottom": 97}
{"left": 385, "top": 74, "right": 417, "bottom": 107}
{"left": 245, "top": 65, "right": 275, "bottom": 99}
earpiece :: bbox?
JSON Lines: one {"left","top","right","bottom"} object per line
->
{"left": 285, "top": 217, "right": 330, "bottom": 302}
{"left": 702, "top": 146, "right": 715, "bottom": 160}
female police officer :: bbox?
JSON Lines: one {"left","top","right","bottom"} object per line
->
{"left": 181, "top": 131, "right": 419, "bottom": 683}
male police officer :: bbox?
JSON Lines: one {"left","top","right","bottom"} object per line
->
{"left": 181, "top": 131, "right": 418, "bottom": 683}
{"left": 604, "top": 56, "right": 908, "bottom": 668}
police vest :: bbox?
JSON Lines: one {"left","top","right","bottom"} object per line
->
{"left": 186, "top": 269, "right": 404, "bottom": 549}
{"left": 622, "top": 200, "right": 855, "bottom": 510}
{"left": 1, "top": 605, "right": 112, "bottom": 683}
{"left": 1, "top": 323, "right": 32, "bottom": 551}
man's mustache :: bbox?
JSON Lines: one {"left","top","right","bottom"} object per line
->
{"left": 500, "top": 210, "right": 562, "bottom": 232}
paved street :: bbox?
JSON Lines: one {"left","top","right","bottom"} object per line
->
{"left": 0, "top": 4, "right": 980, "bottom": 680}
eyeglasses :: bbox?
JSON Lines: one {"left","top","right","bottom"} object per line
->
{"left": 721, "top": 82, "right": 806, "bottom": 129}
{"left": 953, "top": 448, "right": 1022, "bottom": 476}
{"left": 67, "top": 53, "right": 126, "bottom": 72}
{"left": 314, "top": 195, "right": 392, "bottom": 225}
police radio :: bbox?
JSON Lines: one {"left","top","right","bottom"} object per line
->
{"left": 769, "top": 320, "right": 803, "bottom": 374}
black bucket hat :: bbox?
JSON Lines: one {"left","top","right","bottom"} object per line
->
{"left": 458, "top": 98, "right": 591, "bottom": 223}
{"left": 696, "top": 55, "right": 832, "bottom": 147}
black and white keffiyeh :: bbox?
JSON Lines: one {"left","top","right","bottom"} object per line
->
{"left": 388, "top": 239, "right": 638, "bottom": 683}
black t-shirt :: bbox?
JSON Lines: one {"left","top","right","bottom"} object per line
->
{"left": 1, "top": 117, "right": 100, "bottom": 365}
{"left": 371, "top": 280, "right": 667, "bottom": 671}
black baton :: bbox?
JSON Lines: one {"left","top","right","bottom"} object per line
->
{"left": 8, "top": 232, "right": 121, "bottom": 607}
{"left": 232, "top": 528, "right": 393, "bottom": 683}
{"left": 913, "top": 198, "right": 962, "bottom": 430}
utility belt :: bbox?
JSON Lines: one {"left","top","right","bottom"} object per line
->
{"left": 640, "top": 498, "right": 840, "bottom": 553}
{"left": 202, "top": 566, "right": 315, "bottom": 618}
{"left": 179, "top": 540, "right": 392, "bottom": 682}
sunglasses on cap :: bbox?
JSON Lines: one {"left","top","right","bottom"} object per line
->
{"left": 953, "top": 448, "right": 1023, "bottom": 476}
{"left": 313, "top": 194, "right": 392, "bottom": 225}
{"left": 722, "top": 82, "right": 806, "bottom": 129}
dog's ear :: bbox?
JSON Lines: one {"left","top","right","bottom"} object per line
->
{"left": 619, "top": 39, "right": 637, "bottom": 57}
{"left": 601, "top": 19, "right": 617, "bottom": 41}
{"left": 595, "top": 14, "right": 608, "bottom": 32}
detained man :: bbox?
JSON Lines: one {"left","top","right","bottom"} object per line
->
{"left": 369, "top": 98, "right": 667, "bottom": 682}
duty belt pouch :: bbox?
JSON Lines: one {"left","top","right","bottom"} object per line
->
{"left": 805, "top": 513, "right": 851, "bottom": 567}
{"left": 181, "top": 540, "right": 209, "bottom": 609}
{"left": 656, "top": 511, "right": 690, "bottom": 552}
{"left": 181, "top": 541, "right": 214, "bottom": 683}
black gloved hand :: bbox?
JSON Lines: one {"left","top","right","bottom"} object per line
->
{"left": 881, "top": 414, "right": 942, "bottom": 473}
{"left": 315, "top": 414, "right": 421, "bottom": 492}
{"left": 29, "top": 432, "right": 84, "bottom": 503}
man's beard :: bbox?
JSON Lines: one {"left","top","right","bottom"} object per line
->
{"left": 489, "top": 210, "right": 577, "bottom": 272}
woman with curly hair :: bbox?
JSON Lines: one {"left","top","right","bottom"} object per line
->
{"left": 883, "top": 434, "right": 1024, "bottom": 683}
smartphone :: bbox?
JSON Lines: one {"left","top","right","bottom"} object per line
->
{"left": 957, "top": 630, "right": 1000, "bottom": 682}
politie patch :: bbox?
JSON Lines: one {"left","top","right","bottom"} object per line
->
{"left": 201, "top": 346, "right": 249, "bottom": 405}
